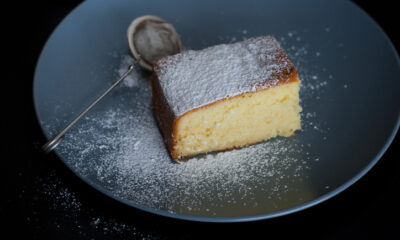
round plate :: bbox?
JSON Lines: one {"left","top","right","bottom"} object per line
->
{"left": 34, "top": 0, "right": 400, "bottom": 222}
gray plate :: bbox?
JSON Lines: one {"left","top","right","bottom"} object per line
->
{"left": 33, "top": 0, "right": 400, "bottom": 222}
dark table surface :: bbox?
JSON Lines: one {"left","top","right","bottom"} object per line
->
{"left": 3, "top": 1, "right": 399, "bottom": 239}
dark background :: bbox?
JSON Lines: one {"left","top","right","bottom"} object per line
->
{"left": 3, "top": 1, "right": 399, "bottom": 239}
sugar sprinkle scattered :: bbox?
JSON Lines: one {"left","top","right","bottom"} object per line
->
{"left": 43, "top": 28, "right": 332, "bottom": 217}
{"left": 30, "top": 170, "right": 159, "bottom": 239}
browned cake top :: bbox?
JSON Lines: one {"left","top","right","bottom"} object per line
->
{"left": 153, "top": 35, "right": 298, "bottom": 116}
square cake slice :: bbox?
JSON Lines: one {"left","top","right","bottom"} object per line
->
{"left": 151, "top": 35, "right": 302, "bottom": 161}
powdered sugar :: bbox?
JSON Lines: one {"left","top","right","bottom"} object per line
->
{"left": 116, "top": 55, "right": 141, "bottom": 88}
{"left": 29, "top": 170, "right": 160, "bottom": 238}
{"left": 57, "top": 102, "right": 308, "bottom": 215}
{"left": 154, "top": 35, "right": 294, "bottom": 116}
{"left": 45, "top": 29, "right": 331, "bottom": 217}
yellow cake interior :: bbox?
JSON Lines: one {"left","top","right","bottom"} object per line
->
{"left": 172, "top": 79, "right": 302, "bottom": 159}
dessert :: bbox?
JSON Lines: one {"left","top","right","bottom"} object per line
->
{"left": 151, "top": 35, "right": 302, "bottom": 161}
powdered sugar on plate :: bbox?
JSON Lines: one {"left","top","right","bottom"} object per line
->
{"left": 57, "top": 102, "right": 309, "bottom": 215}
{"left": 46, "top": 28, "right": 331, "bottom": 217}
{"left": 116, "top": 55, "right": 142, "bottom": 88}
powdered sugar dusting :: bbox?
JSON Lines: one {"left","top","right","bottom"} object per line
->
{"left": 154, "top": 35, "right": 294, "bottom": 116}
{"left": 44, "top": 29, "right": 332, "bottom": 217}
{"left": 57, "top": 101, "right": 309, "bottom": 215}
{"left": 29, "top": 170, "right": 160, "bottom": 238}
{"left": 116, "top": 55, "right": 141, "bottom": 88}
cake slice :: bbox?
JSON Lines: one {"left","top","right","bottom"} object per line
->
{"left": 151, "top": 35, "right": 302, "bottom": 161}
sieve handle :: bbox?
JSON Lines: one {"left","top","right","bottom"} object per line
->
{"left": 42, "top": 60, "right": 139, "bottom": 153}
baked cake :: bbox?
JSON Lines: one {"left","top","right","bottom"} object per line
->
{"left": 151, "top": 35, "right": 302, "bottom": 161}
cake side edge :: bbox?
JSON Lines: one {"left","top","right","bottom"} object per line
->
{"left": 150, "top": 72, "right": 180, "bottom": 161}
